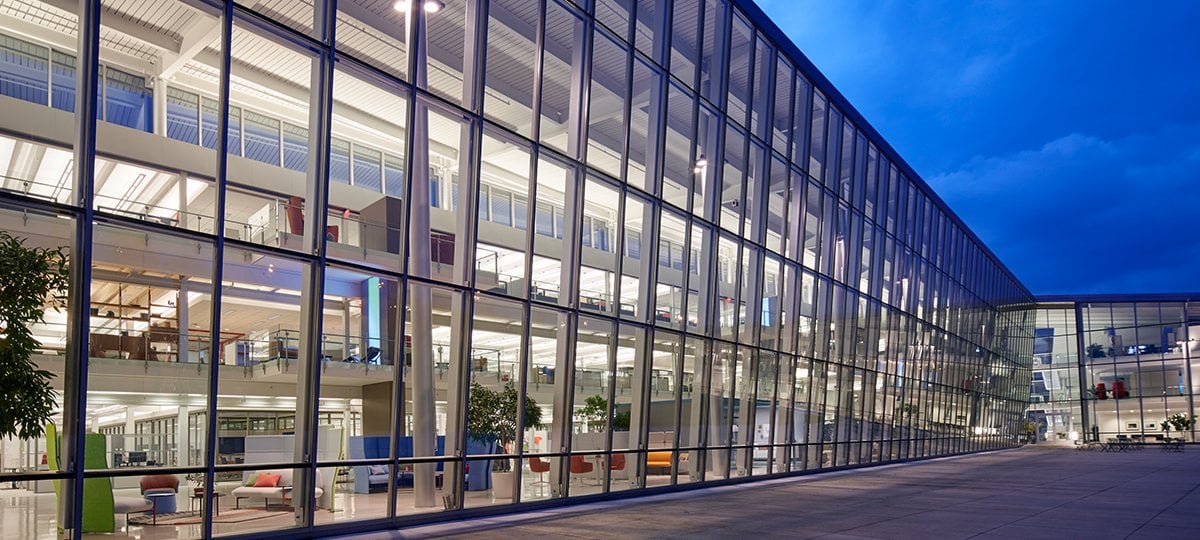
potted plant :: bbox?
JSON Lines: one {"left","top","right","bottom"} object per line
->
{"left": 1164, "top": 413, "right": 1196, "bottom": 442}
{"left": 465, "top": 381, "right": 543, "bottom": 498}
{"left": 185, "top": 472, "right": 205, "bottom": 497}
{"left": 0, "top": 231, "right": 68, "bottom": 441}
{"left": 1086, "top": 343, "right": 1106, "bottom": 359}
{"left": 1021, "top": 420, "right": 1040, "bottom": 443}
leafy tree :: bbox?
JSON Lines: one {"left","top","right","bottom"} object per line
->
{"left": 465, "top": 382, "right": 544, "bottom": 471}
{"left": 577, "top": 395, "right": 631, "bottom": 431}
{"left": 1164, "top": 413, "right": 1196, "bottom": 433}
{"left": 0, "top": 231, "right": 68, "bottom": 440}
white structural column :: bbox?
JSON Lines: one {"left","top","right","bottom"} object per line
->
{"left": 626, "top": 199, "right": 658, "bottom": 483}
{"left": 773, "top": 356, "right": 792, "bottom": 471}
{"left": 440, "top": 0, "right": 487, "bottom": 508}
{"left": 548, "top": 7, "right": 591, "bottom": 497}
{"left": 177, "top": 406, "right": 190, "bottom": 466}
{"left": 405, "top": 2, "right": 437, "bottom": 508}
{"left": 735, "top": 349, "right": 757, "bottom": 475}
{"left": 707, "top": 353, "right": 730, "bottom": 478}
{"left": 177, "top": 277, "right": 189, "bottom": 363}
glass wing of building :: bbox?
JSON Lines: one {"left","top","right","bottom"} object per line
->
{"left": 0, "top": 0, "right": 1035, "bottom": 538}
{"left": 1027, "top": 297, "right": 1200, "bottom": 445}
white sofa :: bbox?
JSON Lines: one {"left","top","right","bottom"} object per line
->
{"left": 231, "top": 469, "right": 324, "bottom": 509}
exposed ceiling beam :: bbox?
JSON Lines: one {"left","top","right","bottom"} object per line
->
{"left": 39, "top": 0, "right": 182, "bottom": 54}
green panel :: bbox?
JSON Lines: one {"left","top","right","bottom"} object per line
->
{"left": 82, "top": 433, "right": 115, "bottom": 533}
{"left": 44, "top": 425, "right": 117, "bottom": 533}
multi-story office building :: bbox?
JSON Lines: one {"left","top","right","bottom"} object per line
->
{"left": 1027, "top": 297, "right": 1200, "bottom": 445}
{"left": 0, "top": 0, "right": 1043, "bottom": 538}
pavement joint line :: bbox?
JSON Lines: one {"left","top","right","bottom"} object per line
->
{"left": 347, "top": 448, "right": 1022, "bottom": 539}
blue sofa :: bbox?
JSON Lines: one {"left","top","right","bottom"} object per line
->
{"left": 348, "top": 436, "right": 496, "bottom": 493}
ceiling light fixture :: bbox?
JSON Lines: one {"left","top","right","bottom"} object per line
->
{"left": 393, "top": 0, "right": 444, "bottom": 13}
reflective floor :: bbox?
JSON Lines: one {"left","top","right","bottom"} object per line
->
{"left": 0, "top": 473, "right": 678, "bottom": 539}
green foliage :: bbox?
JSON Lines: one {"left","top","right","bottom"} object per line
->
{"left": 1086, "top": 343, "right": 1106, "bottom": 359}
{"left": 1021, "top": 420, "right": 1040, "bottom": 435}
{"left": 465, "top": 381, "right": 544, "bottom": 448}
{"left": 0, "top": 231, "right": 68, "bottom": 440}
{"left": 1164, "top": 413, "right": 1196, "bottom": 433}
{"left": 576, "top": 395, "right": 631, "bottom": 432}
{"left": 466, "top": 382, "right": 544, "bottom": 472}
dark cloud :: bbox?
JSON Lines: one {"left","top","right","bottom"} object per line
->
{"left": 759, "top": 0, "right": 1200, "bottom": 296}
{"left": 929, "top": 126, "right": 1200, "bottom": 295}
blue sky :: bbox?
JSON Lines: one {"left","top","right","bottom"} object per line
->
{"left": 756, "top": 0, "right": 1200, "bottom": 296}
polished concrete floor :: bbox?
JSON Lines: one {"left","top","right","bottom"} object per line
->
{"left": 0, "top": 469, "right": 672, "bottom": 539}
{"left": 359, "top": 445, "right": 1200, "bottom": 539}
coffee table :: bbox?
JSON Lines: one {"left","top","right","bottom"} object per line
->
{"left": 190, "top": 490, "right": 225, "bottom": 516}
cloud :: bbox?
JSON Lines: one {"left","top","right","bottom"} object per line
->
{"left": 929, "top": 125, "right": 1200, "bottom": 295}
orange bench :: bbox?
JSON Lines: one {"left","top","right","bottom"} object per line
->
{"left": 646, "top": 451, "right": 688, "bottom": 472}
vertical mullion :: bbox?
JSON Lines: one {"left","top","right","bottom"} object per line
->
{"left": 293, "top": 0, "right": 337, "bottom": 529}
{"left": 60, "top": 0, "right": 102, "bottom": 536}
{"left": 199, "top": 2, "right": 234, "bottom": 538}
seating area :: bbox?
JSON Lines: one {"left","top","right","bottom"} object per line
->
{"left": 348, "top": 436, "right": 447, "bottom": 493}
{"left": 1074, "top": 437, "right": 1188, "bottom": 452}
{"left": 231, "top": 469, "right": 324, "bottom": 509}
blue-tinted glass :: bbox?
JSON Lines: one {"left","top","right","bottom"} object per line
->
{"left": 165, "top": 87, "right": 200, "bottom": 144}
{"left": 51, "top": 51, "right": 74, "bottom": 112}
{"left": 581, "top": 217, "right": 593, "bottom": 247}
{"left": 227, "top": 106, "right": 242, "bottom": 156}
{"left": 201, "top": 98, "right": 218, "bottom": 150}
{"left": 282, "top": 123, "right": 308, "bottom": 172}
{"left": 478, "top": 186, "right": 491, "bottom": 221}
{"left": 0, "top": 34, "right": 48, "bottom": 105}
{"left": 353, "top": 147, "right": 382, "bottom": 191}
{"left": 595, "top": 222, "right": 608, "bottom": 251}
{"left": 104, "top": 67, "right": 152, "bottom": 132}
{"left": 330, "top": 138, "right": 351, "bottom": 184}
{"left": 535, "top": 203, "right": 553, "bottom": 236}
{"left": 513, "top": 195, "right": 528, "bottom": 230}
{"left": 384, "top": 154, "right": 405, "bottom": 198}
{"left": 491, "top": 189, "right": 511, "bottom": 226}
{"left": 243, "top": 110, "right": 280, "bottom": 165}
{"left": 628, "top": 231, "right": 641, "bottom": 259}
{"left": 430, "top": 176, "right": 441, "bottom": 207}
{"left": 553, "top": 207, "right": 564, "bottom": 239}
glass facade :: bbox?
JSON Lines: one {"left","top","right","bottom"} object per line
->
{"left": 1028, "top": 299, "right": 1200, "bottom": 445}
{"left": 0, "top": 0, "right": 1034, "bottom": 538}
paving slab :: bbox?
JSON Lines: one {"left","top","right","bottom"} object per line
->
{"left": 342, "top": 445, "right": 1200, "bottom": 539}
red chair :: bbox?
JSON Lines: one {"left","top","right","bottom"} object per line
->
{"left": 1095, "top": 383, "right": 1108, "bottom": 400}
{"left": 1113, "top": 380, "right": 1130, "bottom": 399}
{"left": 284, "top": 196, "right": 340, "bottom": 242}
{"left": 527, "top": 457, "right": 550, "bottom": 485}
{"left": 609, "top": 453, "right": 626, "bottom": 471}
{"left": 569, "top": 455, "right": 594, "bottom": 485}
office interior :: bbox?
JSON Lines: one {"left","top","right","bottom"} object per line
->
{"left": 0, "top": 0, "right": 1033, "bottom": 538}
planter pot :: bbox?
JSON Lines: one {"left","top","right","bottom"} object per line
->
{"left": 491, "top": 470, "right": 514, "bottom": 499}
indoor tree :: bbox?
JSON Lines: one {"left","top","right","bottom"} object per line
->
{"left": 0, "top": 231, "right": 68, "bottom": 440}
{"left": 465, "top": 381, "right": 544, "bottom": 472}
{"left": 577, "top": 395, "right": 630, "bottom": 432}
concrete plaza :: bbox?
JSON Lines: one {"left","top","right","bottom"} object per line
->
{"left": 357, "top": 445, "right": 1200, "bottom": 539}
